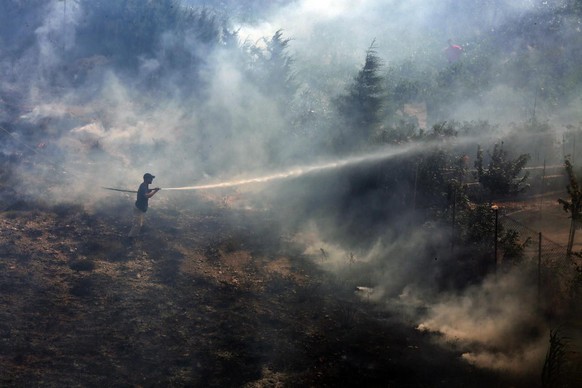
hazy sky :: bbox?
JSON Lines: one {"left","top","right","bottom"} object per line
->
{"left": 236, "top": 0, "right": 543, "bottom": 61}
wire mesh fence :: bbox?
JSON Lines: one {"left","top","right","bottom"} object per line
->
{"left": 499, "top": 213, "right": 581, "bottom": 311}
{"left": 501, "top": 212, "right": 582, "bottom": 382}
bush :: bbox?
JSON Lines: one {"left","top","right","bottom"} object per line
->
{"left": 474, "top": 143, "right": 530, "bottom": 196}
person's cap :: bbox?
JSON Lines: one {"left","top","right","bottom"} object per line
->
{"left": 143, "top": 173, "right": 155, "bottom": 180}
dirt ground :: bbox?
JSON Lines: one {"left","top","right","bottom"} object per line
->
{"left": 500, "top": 192, "right": 572, "bottom": 245}
{"left": 0, "top": 189, "right": 565, "bottom": 387}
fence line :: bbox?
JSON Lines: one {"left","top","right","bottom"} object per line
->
{"left": 499, "top": 213, "right": 580, "bottom": 310}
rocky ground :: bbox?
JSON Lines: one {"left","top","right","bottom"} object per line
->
{"left": 0, "top": 189, "right": 540, "bottom": 387}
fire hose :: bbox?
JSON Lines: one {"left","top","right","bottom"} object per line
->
{"left": 102, "top": 187, "right": 139, "bottom": 193}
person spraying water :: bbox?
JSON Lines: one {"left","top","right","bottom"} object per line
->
{"left": 128, "top": 173, "right": 160, "bottom": 238}
{"left": 105, "top": 139, "right": 474, "bottom": 195}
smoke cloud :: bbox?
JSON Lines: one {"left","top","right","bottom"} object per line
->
{"left": 2, "top": 0, "right": 580, "bottom": 379}
{"left": 416, "top": 269, "right": 547, "bottom": 375}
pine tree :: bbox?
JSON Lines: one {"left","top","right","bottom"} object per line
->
{"left": 246, "top": 29, "right": 296, "bottom": 107}
{"left": 335, "top": 40, "right": 385, "bottom": 150}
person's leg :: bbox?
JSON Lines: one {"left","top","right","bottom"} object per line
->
{"left": 128, "top": 207, "right": 145, "bottom": 237}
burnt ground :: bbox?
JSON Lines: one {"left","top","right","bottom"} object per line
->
{"left": 0, "top": 191, "right": 538, "bottom": 387}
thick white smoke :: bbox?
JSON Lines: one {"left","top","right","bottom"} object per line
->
{"left": 416, "top": 269, "right": 547, "bottom": 375}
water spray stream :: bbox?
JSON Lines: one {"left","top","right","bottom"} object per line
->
{"left": 161, "top": 140, "right": 453, "bottom": 191}
{"left": 102, "top": 137, "right": 479, "bottom": 194}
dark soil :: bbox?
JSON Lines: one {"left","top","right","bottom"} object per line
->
{"left": 0, "top": 193, "right": 536, "bottom": 387}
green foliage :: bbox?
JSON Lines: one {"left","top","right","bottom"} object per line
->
{"left": 334, "top": 41, "right": 385, "bottom": 149}
{"left": 376, "top": 3, "right": 582, "bottom": 124}
{"left": 78, "top": 0, "right": 180, "bottom": 60}
{"left": 415, "top": 123, "right": 460, "bottom": 195}
{"left": 419, "top": 121, "right": 458, "bottom": 140}
{"left": 474, "top": 143, "right": 531, "bottom": 196}
{"left": 415, "top": 150, "right": 460, "bottom": 213}
{"left": 454, "top": 202, "right": 525, "bottom": 273}
{"left": 245, "top": 29, "right": 297, "bottom": 106}
{"left": 562, "top": 123, "right": 582, "bottom": 168}
{"left": 455, "top": 120, "right": 498, "bottom": 136}
{"left": 373, "top": 119, "right": 418, "bottom": 144}
{"left": 76, "top": 1, "right": 229, "bottom": 75}
{"left": 558, "top": 159, "right": 582, "bottom": 254}
{"left": 458, "top": 203, "right": 496, "bottom": 247}
{"left": 499, "top": 229, "right": 529, "bottom": 263}
{"left": 383, "top": 61, "right": 434, "bottom": 116}
{"left": 542, "top": 329, "right": 568, "bottom": 388}
{"left": 435, "top": 54, "right": 492, "bottom": 97}
{"left": 557, "top": 159, "right": 582, "bottom": 222}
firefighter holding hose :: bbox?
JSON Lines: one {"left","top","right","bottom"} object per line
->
{"left": 128, "top": 173, "right": 160, "bottom": 238}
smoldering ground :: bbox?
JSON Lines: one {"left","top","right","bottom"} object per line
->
{"left": 416, "top": 269, "right": 547, "bottom": 376}
{"left": 293, "top": 218, "right": 549, "bottom": 377}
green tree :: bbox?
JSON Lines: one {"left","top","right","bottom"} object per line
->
{"left": 499, "top": 229, "right": 529, "bottom": 264}
{"left": 412, "top": 122, "right": 464, "bottom": 212}
{"left": 474, "top": 142, "right": 531, "bottom": 196}
{"left": 77, "top": 0, "right": 228, "bottom": 75}
{"left": 334, "top": 40, "right": 385, "bottom": 150}
{"left": 558, "top": 159, "right": 582, "bottom": 255}
{"left": 246, "top": 29, "right": 297, "bottom": 107}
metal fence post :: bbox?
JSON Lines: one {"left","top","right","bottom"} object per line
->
{"left": 538, "top": 232, "right": 542, "bottom": 308}
{"left": 492, "top": 204, "right": 499, "bottom": 270}
{"left": 451, "top": 188, "right": 456, "bottom": 252}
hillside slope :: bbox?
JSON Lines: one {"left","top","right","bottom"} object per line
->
{"left": 0, "top": 190, "right": 537, "bottom": 387}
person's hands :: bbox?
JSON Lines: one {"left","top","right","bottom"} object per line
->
{"left": 154, "top": 187, "right": 160, "bottom": 191}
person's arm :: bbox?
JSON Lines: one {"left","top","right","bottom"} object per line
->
{"left": 146, "top": 188, "right": 160, "bottom": 198}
